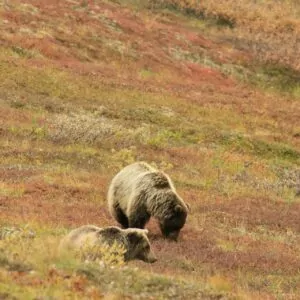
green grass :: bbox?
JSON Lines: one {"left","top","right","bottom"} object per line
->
{"left": 248, "top": 63, "right": 300, "bottom": 97}
{"left": 216, "top": 133, "right": 299, "bottom": 163}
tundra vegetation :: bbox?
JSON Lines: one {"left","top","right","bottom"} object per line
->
{"left": 0, "top": 0, "right": 299, "bottom": 299}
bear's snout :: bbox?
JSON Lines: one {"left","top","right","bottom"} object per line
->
{"left": 166, "top": 230, "right": 180, "bottom": 241}
{"left": 146, "top": 252, "right": 157, "bottom": 263}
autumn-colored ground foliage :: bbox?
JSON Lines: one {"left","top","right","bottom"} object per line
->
{"left": 0, "top": 0, "right": 300, "bottom": 299}
{"left": 149, "top": 0, "right": 300, "bottom": 70}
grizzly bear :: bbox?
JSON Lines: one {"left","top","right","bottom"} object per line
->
{"left": 108, "top": 162, "right": 189, "bottom": 240}
{"left": 59, "top": 225, "right": 157, "bottom": 263}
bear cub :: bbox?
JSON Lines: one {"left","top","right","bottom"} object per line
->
{"left": 59, "top": 225, "right": 157, "bottom": 263}
{"left": 108, "top": 162, "right": 189, "bottom": 240}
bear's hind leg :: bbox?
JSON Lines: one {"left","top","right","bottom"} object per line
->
{"left": 114, "top": 204, "right": 129, "bottom": 228}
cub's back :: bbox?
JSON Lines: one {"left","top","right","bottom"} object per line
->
{"left": 59, "top": 225, "right": 100, "bottom": 251}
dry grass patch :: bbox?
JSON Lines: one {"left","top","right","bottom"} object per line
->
{"left": 48, "top": 112, "right": 123, "bottom": 145}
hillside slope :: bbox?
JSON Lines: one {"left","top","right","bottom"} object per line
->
{"left": 0, "top": 1, "right": 300, "bottom": 299}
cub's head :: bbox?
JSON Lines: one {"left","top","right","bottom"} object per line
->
{"left": 159, "top": 192, "right": 190, "bottom": 241}
{"left": 124, "top": 229, "right": 157, "bottom": 263}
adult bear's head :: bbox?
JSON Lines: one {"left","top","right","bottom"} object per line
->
{"left": 157, "top": 191, "right": 189, "bottom": 241}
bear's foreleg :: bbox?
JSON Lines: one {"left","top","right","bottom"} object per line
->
{"left": 128, "top": 212, "right": 150, "bottom": 229}
{"left": 127, "top": 190, "right": 151, "bottom": 228}
{"left": 113, "top": 203, "right": 129, "bottom": 228}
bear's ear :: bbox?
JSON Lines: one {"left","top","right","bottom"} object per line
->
{"left": 175, "top": 205, "right": 182, "bottom": 213}
{"left": 126, "top": 232, "right": 142, "bottom": 245}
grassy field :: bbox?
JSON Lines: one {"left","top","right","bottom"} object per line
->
{"left": 0, "top": 0, "right": 300, "bottom": 299}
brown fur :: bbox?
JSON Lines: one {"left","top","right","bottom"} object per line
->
{"left": 108, "top": 162, "right": 189, "bottom": 240}
{"left": 59, "top": 225, "right": 157, "bottom": 263}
